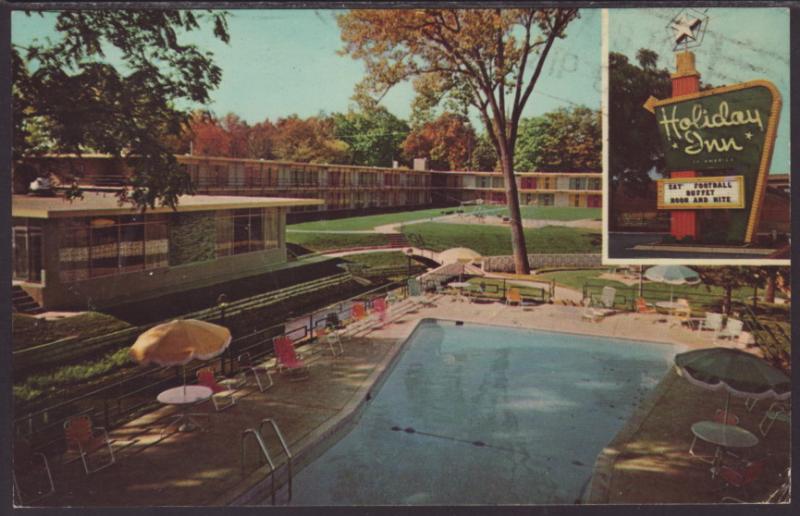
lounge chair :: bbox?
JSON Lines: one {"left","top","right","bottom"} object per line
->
{"left": 321, "top": 327, "right": 344, "bottom": 357}
{"left": 699, "top": 312, "right": 724, "bottom": 337}
{"left": 63, "top": 415, "right": 115, "bottom": 474}
{"left": 718, "top": 319, "right": 744, "bottom": 341}
{"left": 759, "top": 401, "right": 790, "bottom": 437}
{"left": 13, "top": 438, "right": 55, "bottom": 505}
{"left": 408, "top": 278, "right": 435, "bottom": 307}
{"left": 372, "top": 297, "right": 389, "bottom": 328}
{"left": 635, "top": 297, "right": 657, "bottom": 314}
{"left": 506, "top": 288, "right": 522, "bottom": 306}
{"left": 273, "top": 336, "right": 310, "bottom": 381}
{"left": 237, "top": 352, "right": 274, "bottom": 392}
{"left": 196, "top": 368, "right": 237, "bottom": 411}
{"left": 582, "top": 298, "right": 614, "bottom": 322}
{"left": 592, "top": 286, "right": 617, "bottom": 309}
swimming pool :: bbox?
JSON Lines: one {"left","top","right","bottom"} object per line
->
{"left": 287, "top": 319, "right": 676, "bottom": 505}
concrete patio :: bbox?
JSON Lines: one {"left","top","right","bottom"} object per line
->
{"left": 19, "top": 294, "right": 790, "bottom": 507}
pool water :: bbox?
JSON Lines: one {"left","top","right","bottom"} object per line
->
{"left": 287, "top": 320, "right": 675, "bottom": 505}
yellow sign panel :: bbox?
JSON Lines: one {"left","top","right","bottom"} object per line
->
{"left": 657, "top": 175, "right": 745, "bottom": 210}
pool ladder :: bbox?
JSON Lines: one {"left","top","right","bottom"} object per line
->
{"left": 241, "top": 418, "right": 293, "bottom": 505}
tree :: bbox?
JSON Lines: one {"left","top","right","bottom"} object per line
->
{"left": 401, "top": 112, "right": 476, "bottom": 170}
{"left": 245, "top": 120, "right": 279, "bottom": 160}
{"left": 470, "top": 133, "right": 498, "bottom": 171}
{"left": 332, "top": 106, "right": 409, "bottom": 166}
{"left": 608, "top": 50, "right": 671, "bottom": 196}
{"left": 272, "top": 115, "right": 349, "bottom": 164}
{"left": 219, "top": 113, "right": 251, "bottom": 158}
{"left": 338, "top": 8, "right": 580, "bottom": 274}
{"left": 12, "top": 10, "right": 230, "bottom": 209}
{"left": 697, "top": 267, "right": 759, "bottom": 315}
{"left": 515, "top": 106, "right": 600, "bottom": 172}
{"left": 189, "top": 112, "right": 232, "bottom": 157}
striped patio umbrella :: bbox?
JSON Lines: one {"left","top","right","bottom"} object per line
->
{"left": 644, "top": 265, "right": 700, "bottom": 303}
{"left": 675, "top": 347, "right": 791, "bottom": 424}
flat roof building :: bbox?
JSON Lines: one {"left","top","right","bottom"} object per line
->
{"left": 12, "top": 192, "right": 322, "bottom": 311}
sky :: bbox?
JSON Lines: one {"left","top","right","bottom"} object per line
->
{"left": 11, "top": 8, "right": 601, "bottom": 130}
{"left": 609, "top": 7, "right": 790, "bottom": 174}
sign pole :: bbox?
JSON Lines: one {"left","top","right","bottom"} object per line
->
{"left": 669, "top": 51, "right": 700, "bottom": 241}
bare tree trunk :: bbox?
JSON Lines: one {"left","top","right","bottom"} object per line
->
{"left": 765, "top": 269, "right": 776, "bottom": 303}
{"left": 499, "top": 150, "right": 530, "bottom": 274}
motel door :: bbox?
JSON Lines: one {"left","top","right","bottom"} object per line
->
{"left": 12, "top": 225, "right": 43, "bottom": 283}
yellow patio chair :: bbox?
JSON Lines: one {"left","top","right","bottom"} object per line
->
{"left": 506, "top": 288, "right": 522, "bottom": 306}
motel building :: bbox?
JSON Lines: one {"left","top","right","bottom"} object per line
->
{"left": 11, "top": 191, "right": 322, "bottom": 311}
{"left": 24, "top": 155, "right": 603, "bottom": 220}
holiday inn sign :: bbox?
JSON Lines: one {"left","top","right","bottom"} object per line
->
{"left": 644, "top": 80, "right": 782, "bottom": 243}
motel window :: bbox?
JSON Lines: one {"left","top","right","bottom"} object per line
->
{"left": 58, "top": 215, "right": 169, "bottom": 282}
{"left": 216, "top": 209, "right": 273, "bottom": 257}
{"left": 12, "top": 220, "right": 44, "bottom": 283}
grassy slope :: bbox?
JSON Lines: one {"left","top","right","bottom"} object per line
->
{"left": 402, "top": 223, "right": 600, "bottom": 255}
{"left": 286, "top": 232, "right": 390, "bottom": 251}
{"left": 289, "top": 206, "right": 600, "bottom": 231}
{"left": 13, "top": 312, "right": 132, "bottom": 350}
{"left": 289, "top": 206, "right": 481, "bottom": 231}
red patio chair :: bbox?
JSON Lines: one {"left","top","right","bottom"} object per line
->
{"left": 273, "top": 336, "right": 310, "bottom": 381}
{"left": 63, "top": 415, "right": 115, "bottom": 474}
{"left": 373, "top": 297, "right": 388, "bottom": 327}
{"left": 196, "top": 368, "right": 237, "bottom": 411}
{"left": 713, "top": 408, "right": 740, "bottom": 426}
{"left": 719, "top": 458, "right": 767, "bottom": 493}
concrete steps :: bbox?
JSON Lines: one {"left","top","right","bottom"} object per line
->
{"left": 12, "top": 285, "right": 44, "bottom": 315}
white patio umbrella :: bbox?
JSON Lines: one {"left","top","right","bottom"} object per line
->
{"left": 644, "top": 265, "right": 700, "bottom": 303}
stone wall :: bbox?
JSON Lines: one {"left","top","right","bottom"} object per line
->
{"left": 169, "top": 212, "right": 216, "bottom": 265}
{"left": 483, "top": 253, "right": 602, "bottom": 272}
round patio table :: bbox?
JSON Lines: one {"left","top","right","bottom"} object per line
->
{"left": 449, "top": 282, "right": 472, "bottom": 303}
{"left": 157, "top": 385, "right": 213, "bottom": 434}
{"left": 689, "top": 420, "right": 759, "bottom": 478}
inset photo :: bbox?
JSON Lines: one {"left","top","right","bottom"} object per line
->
{"left": 605, "top": 7, "right": 790, "bottom": 264}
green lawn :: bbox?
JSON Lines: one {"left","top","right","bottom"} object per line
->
{"left": 13, "top": 312, "right": 131, "bottom": 350}
{"left": 286, "top": 232, "right": 390, "bottom": 252}
{"left": 289, "top": 206, "right": 482, "bottom": 231}
{"left": 535, "top": 268, "right": 778, "bottom": 313}
{"left": 505, "top": 206, "right": 601, "bottom": 221}
{"left": 289, "top": 205, "right": 601, "bottom": 231}
{"left": 402, "top": 222, "right": 600, "bottom": 255}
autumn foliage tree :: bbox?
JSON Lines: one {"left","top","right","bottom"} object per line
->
{"left": 402, "top": 113, "right": 476, "bottom": 170}
{"left": 339, "top": 9, "right": 580, "bottom": 274}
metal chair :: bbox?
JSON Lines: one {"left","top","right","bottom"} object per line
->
{"left": 237, "top": 352, "right": 274, "bottom": 392}
{"left": 63, "top": 415, "right": 116, "bottom": 474}
{"left": 759, "top": 401, "right": 790, "bottom": 437}
{"left": 273, "top": 336, "right": 310, "bottom": 381}
{"left": 196, "top": 368, "right": 237, "bottom": 411}
{"left": 13, "top": 438, "right": 55, "bottom": 505}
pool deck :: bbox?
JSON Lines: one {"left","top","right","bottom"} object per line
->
{"left": 22, "top": 295, "right": 789, "bottom": 507}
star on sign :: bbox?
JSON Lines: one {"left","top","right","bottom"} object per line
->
{"left": 745, "top": 132, "right": 753, "bottom": 140}
{"left": 671, "top": 14, "right": 702, "bottom": 46}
